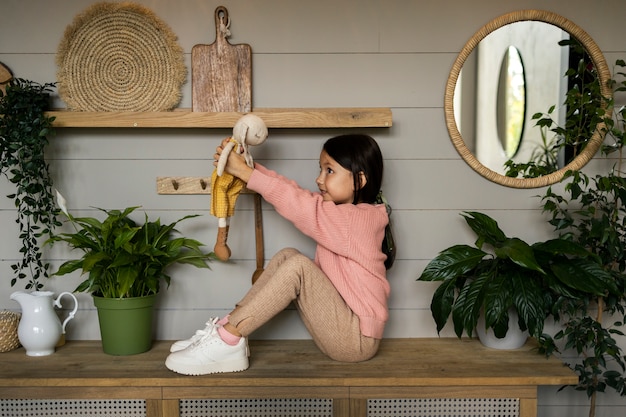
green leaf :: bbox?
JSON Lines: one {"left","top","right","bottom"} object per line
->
{"left": 52, "top": 259, "right": 84, "bottom": 276}
{"left": 550, "top": 258, "right": 618, "bottom": 296}
{"left": 430, "top": 279, "right": 456, "bottom": 334}
{"left": 452, "top": 271, "right": 491, "bottom": 337}
{"left": 511, "top": 270, "right": 546, "bottom": 337}
{"left": 495, "top": 238, "right": 545, "bottom": 273}
{"left": 418, "top": 245, "right": 486, "bottom": 282}
{"left": 115, "top": 267, "right": 139, "bottom": 298}
{"left": 481, "top": 272, "right": 511, "bottom": 334}
{"left": 534, "top": 238, "right": 597, "bottom": 261}
{"left": 461, "top": 211, "right": 507, "bottom": 247}
{"left": 114, "top": 227, "right": 140, "bottom": 250}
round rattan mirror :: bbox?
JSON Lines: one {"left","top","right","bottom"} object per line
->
{"left": 444, "top": 9, "right": 612, "bottom": 188}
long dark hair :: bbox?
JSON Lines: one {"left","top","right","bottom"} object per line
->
{"left": 323, "top": 134, "right": 395, "bottom": 269}
{"left": 323, "top": 134, "right": 383, "bottom": 204}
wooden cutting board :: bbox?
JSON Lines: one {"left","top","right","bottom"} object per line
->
{"left": 192, "top": 6, "right": 252, "bottom": 112}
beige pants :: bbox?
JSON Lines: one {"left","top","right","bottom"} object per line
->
{"left": 229, "top": 248, "right": 380, "bottom": 362}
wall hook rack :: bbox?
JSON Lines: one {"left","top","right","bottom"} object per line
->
{"left": 156, "top": 176, "right": 255, "bottom": 195}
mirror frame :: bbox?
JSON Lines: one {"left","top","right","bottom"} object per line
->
{"left": 444, "top": 9, "right": 613, "bottom": 188}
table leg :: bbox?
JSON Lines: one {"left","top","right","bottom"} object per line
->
{"left": 519, "top": 397, "right": 537, "bottom": 417}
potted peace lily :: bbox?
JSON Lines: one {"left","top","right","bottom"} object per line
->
{"left": 417, "top": 211, "right": 614, "bottom": 349}
{"left": 48, "top": 192, "right": 217, "bottom": 355}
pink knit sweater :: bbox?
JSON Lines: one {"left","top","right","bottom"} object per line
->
{"left": 247, "top": 164, "right": 390, "bottom": 339}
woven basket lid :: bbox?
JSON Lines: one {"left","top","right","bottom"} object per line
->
{"left": 0, "top": 310, "right": 21, "bottom": 353}
{"left": 56, "top": 2, "right": 186, "bottom": 112}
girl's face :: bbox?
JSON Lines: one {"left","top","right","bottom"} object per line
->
{"left": 316, "top": 150, "right": 355, "bottom": 204}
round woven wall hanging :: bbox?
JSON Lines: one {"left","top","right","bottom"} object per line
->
{"left": 56, "top": 2, "right": 186, "bottom": 112}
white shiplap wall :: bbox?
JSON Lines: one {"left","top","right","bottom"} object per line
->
{"left": 1, "top": 1, "right": 624, "bottom": 415}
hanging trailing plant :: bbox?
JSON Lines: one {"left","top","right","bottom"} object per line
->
{"left": 0, "top": 78, "right": 60, "bottom": 290}
{"left": 538, "top": 59, "right": 626, "bottom": 417}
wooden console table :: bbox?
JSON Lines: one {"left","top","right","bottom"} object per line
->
{"left": 0, "top": 338, "right": 576, "bottom": 417}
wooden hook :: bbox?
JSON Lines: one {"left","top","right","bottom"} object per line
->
{"left": 200, "top": 179, "right": 207, "bottom": 190}
{"left": 171, "top": 179, "right": 179, "bottom": 190}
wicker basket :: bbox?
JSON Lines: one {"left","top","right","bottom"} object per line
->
{"left": 56, "top": 2, "right": 186, "bottom": 111}
{"left": 0, "top": 310, "right": 21, "bottom": 352}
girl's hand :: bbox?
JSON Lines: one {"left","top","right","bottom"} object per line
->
{"left": 213, "top": 138, "right": 254, "bottom": 183}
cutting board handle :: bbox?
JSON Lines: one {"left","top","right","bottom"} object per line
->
{"left": 215, "top": 6, "right": 230, "bottom": 43}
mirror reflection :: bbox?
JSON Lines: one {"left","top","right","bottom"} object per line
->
{"left": 459, "top": 21, "right": 568, "bottom": 175}
{"left": 497, "top": 45, "right": 525, "bottom": 159}
{"left": 445, "top": 10, "right": 612, "bottom": 188}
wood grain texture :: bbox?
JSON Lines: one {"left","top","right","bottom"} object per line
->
{"left": 0, "top": 338, "right": 576, "bottom": 417}
{"left": 0, "top": 338, "right": 576, "bottom": 388}
{"left": 192, "top": 6, "right": 252, "bottom": 112}
{"left": 46, "top": 108, "right": 393, "bottom": 128}
{"left": 156, "top": 177, "right": 256, "bottom": 195}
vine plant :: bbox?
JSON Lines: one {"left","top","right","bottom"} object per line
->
{"left": 0, "top": 78, "right": 60, "bottom": 290}
{"left": 538, "top": 60, "right": 626, "bottom": 417}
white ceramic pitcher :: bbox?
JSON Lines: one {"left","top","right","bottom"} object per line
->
{"left": 10, "top": 291, "right": 78, "bottom": 356}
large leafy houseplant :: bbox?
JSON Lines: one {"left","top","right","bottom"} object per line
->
{"left": 0, "top": 78, "right": 59, "bottom": 290}
{"left": 418, "top": 211, "right": 613, "bottom": 342}
{"left": 48, "top": 194, "right": 217, "bottom": 298}
{"left": 537, "top": 59, "right": 626, "bottom": 415}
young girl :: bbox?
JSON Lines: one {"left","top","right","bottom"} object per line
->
{"left": 165, "top": 134, "right": 393, "bottom": 375}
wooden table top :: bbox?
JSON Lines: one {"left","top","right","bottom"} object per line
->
{"left": 0, "top": 338, "right": 577, "bottom": 388}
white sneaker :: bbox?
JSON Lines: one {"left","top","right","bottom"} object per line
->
{"left": 165, "top": 324, "right": 249, "bottom": 375}
{"left": 171, "top": 317, "right": 250, "bottom": 356}
{"left": 170, "top": 318, "right": 219, "bottom": 353}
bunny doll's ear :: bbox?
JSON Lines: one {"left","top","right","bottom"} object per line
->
{"left": 240, "top": 125, "right": 250, "bottom": 145}
{"left": 216, "top": 140, "right": 237, "bottom": 176}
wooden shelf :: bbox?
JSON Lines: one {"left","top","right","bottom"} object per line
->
{"left": 47, "top": 108, "right": 392, "bottom": 128}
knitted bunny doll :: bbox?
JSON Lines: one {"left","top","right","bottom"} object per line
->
{"left": 211, "top": 114, "right": 268, "bottom": 260}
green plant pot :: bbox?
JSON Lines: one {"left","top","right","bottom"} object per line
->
{"left": 93, "top": 294, "right": 156, "bottom": 355}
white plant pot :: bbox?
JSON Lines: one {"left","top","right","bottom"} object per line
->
{"left": 476, "top": 309, "right": 528, "bottom": 350}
